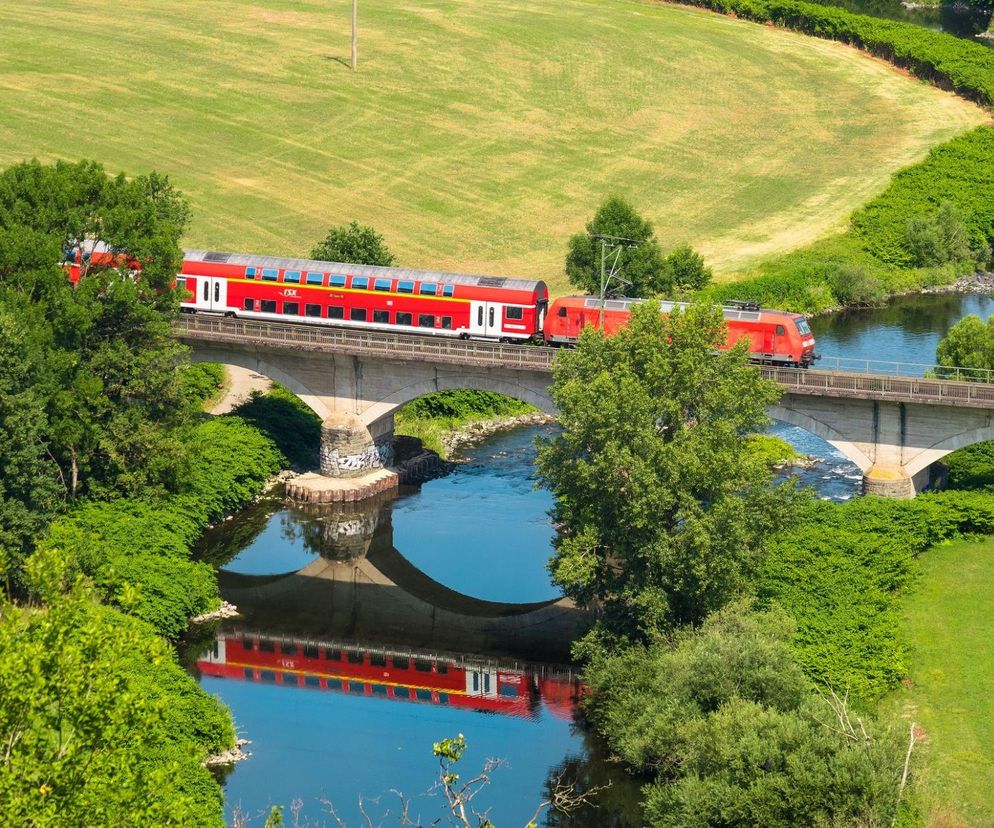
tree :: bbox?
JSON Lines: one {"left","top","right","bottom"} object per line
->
{"left": 310, "top": 220, "right": 395, "bottom": 266}
{"left": 905, "top": 201, "right": 973, "bottom": 267}
{"left": 664, "top": 243, "right": 712, "bottom": 292}
{"left": 0, "top": 159, "right": 192, "bottom": 503}
{"left": 935, "top": 313, "right": 994, "bottom": 379}
{"left": 564, "top": 196, "right": 668, "bottom": 297}
{"left": 536, "top": 301, "right": 797, "bottom": 640}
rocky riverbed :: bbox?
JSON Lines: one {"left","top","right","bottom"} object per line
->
{"left": 441, "top": 411, "right": 556, "bottom": 457}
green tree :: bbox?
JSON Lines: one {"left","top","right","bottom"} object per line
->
{"left": 0, "top": 159, "right": 192, "bottom": 502}
{"left": 537, "top": 301, "right": 796, "bottom": 640}
{"left": 565, "top": 196, "right": 668, "bottom": 297}
{"left": 310, "top": 220, "right": 395, "bottom": 266}
{"left": 935, "top": 313, "right": 994, "bottom": 378}
{"left": 905, "top": 201, "right": 973, "bottom": 267}
{"left": 664, "top": 243, "right": 712, "bottom": 292}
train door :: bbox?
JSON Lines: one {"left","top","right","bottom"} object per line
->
{"left": 208, "top": 277, "right": 228, "bottom": 313}
{"left": 469, "top": 301, "right": 502, "bottom": 338}
{"left": 466, "top": 668, "right": 497, "bottom": 697}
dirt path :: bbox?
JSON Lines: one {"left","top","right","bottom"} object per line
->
{"left": 209, "top": 365, "right": 272, "bottom": 415}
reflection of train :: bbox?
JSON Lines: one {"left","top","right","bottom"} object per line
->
{"left": 67, "top": 245, "right": 817, "bottom": 366}
{"left": 196, "top": 633, "right": 581, "bottom": 720}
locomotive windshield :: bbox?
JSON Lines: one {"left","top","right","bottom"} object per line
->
{"left": 795, "top": 318, "right": 812, "bottom": 336}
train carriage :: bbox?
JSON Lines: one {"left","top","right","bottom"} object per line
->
{"left": 179, "top": 250, "right": 549, "bottom": 342}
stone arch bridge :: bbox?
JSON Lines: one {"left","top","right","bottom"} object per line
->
{"left": 176, "top": 316, "right": 994, "bottom": 498}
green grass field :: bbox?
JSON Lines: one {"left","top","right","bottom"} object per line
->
{"left": 889, "top": 537, "right": 994, "bottom": 827}
{"left": 0, "top": 0, "right": 984, "bottom": 290}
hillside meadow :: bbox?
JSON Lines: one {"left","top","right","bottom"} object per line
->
{"left": 0, "top": 0, "right": 985, "bottom": 290}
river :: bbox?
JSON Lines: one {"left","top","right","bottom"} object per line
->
{"left": 187, "top": 291, "right": 994, "bottom": 826}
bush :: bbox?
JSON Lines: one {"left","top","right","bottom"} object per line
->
{"left": 944, "top": 441, "right": 994, "bottom": 489}
{"left": 665, "top": 244, "right": 712, "bottom": 292}
{"left": 905, "top": 202, "right": 973, "bottom": 267}
{"left": 180, "top": 362, "right": 226, "bottom": 408}
{"left": 230, "top": 384, "right": 321, "bottom": 470}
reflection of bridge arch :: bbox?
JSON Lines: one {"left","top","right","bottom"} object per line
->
{"left": 216, "top": 495, "right": 586, "bottom": 663}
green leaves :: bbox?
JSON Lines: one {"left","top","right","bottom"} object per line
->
{"left": 310, "top": 220, "right": 395, "bottom": 266}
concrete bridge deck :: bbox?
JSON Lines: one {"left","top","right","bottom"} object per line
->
{"left": 174, "top": 315, "right": 994, "bottom": 497}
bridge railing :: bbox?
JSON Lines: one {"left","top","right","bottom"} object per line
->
{"left": 173, "top": 314, "right": 557, "bottom": 371}
{"left": 816, "top": 355, "right": 994, "bottom": 383}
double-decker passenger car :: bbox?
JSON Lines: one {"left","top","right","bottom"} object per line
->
{"left": 179, "top": 250, "right": 549, "bottom": 342}
{"left": 544, "top": 295, "right": 817, "bottom": 367}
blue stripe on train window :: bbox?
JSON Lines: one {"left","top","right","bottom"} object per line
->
{"left": 419, "top": 283, "right": 437, "bottom": 296}
{"left": 329, "top": 275, "right": 346, "bottom": 287}
{"left": 443, "top": 285, "right": 455, "bottom": 297}
{"left": 397, "top": 281, "right": 414, "bottom": 294}
{"left": 306, "top": 272, "right": 324, "bottom": 285}
{"left": 262, "top": 269, "right": 279, "bottom": 281}
{"left": 246, "top": 267, "right": 257, "bottom": 278}
{"left": 374, "top": 278, "right": 392, "bottom": 292}
{"left": 351, "top": 277, "right": 369, "bottom": 289}
{"left": 284, "top": 271, "right": 301, "bottom": 283}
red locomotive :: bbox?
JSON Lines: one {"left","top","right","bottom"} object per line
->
{"left": 66, "top": 243, "right": 816, "bottom": 364}
{"left": 196, "top": 633, "right": 580, "bottom": 720}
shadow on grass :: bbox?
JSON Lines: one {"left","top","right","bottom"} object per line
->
{"left": 230, "top": 386, "right": 321, "bottom": 471}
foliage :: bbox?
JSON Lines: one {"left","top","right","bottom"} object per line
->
{"left": 935, "top": 313, "right": 994, "bottom": 376}
{"left": 230, "top": 384, "right": 322, "bottom": 470}
{"left": 943, "top": 440, "right": 994, "bottom": 489}
{"left": 180, "top": 362, "right": 226, "bottom": 409}
{"left": 0, "top": 159, "right": 192, "bottom": 505}
{"left": 309, "top": 220, "right": 395, "bottom": 267}
{"left": 664, "top": 244, "right": 712, "bottom": 292}
{"left": 565, "top": 196, "right": 668, "bottom": 297}
{"left": 537, "top": 301, "right": 798, "bottom": 639}
{"left": 0, "top": 560, "right": 225, "bottom": 826}
{"left": 583, "top": 602, "right": 909, "bottom": 828}
{"left": 395, "top": 389, "right": 536, "bottom": 457}
{"left": 745, "top": 433, "right": 801, "bottom": 468}
{"left": 905, "top": 202, "right": 974, "bottom": 267}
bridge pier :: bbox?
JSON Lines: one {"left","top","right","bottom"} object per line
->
{"left": 320, "top": 412, "right": 394, "bottom": 478}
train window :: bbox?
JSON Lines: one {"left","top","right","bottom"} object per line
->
{"left": 392, "top": 656, "right": 409, "bottom": 670}
{"left": 436, "top": 662, "right": 448, "bottom": 675}
{"left": 477, "top": 307, "right": 484, "bottom": 326}
{"left": 329, "top": 274, "right": 346, "bottom": 288}
{"left": 282, "top": 302, "right": 300, "bottom": 316}
{"left": 441, "top": 316, "right": 452, "bottom": 329}
{"left": 396, "top": 312, "right": 412, "bottom": 326}
{"left": 351, "top": 277, "right": 369, "bottom": 290}
{"left": 326, "top": 678, "right": 342, "bottom": 691}
{"left": 775, "top": 324, "right": 786, "bottom": 336}
{"left": 374, "top": 279, "right": 392, "bottom": 292}
{"left": 259, "top": 639, "right": 275, "bottom": 653}
{"left": 282, "top": 643, "right": 297, "bottom": 656}
{"left": 305, "top": 304, "right": 321, "bottom": 317}
{"left": 325, "top": 648, "right": 342, "bottom": 661}
{"left": 262, "top": 269, "right": 279, "bottom": 281}
{"left": 419, "top": 283, "right": 437, "bottom": 296}
{"left": 243, "top": 298, "right": 254, "bottom": 311}
{"left": 246, "top": 267, "right": 257, "bottom": 278}
{"left": 261, "top": 300, "right": 277, "bottom": 313}
{"left": 281, "top": 673, "right": 297, "bottom": 685}
{"left": 306, "top": 272, "right": 324, "bottom": 285}
{"left": 241, "top": 636, "right": 254, "bottom": 650}
{"left": 373, "top": 310, "right": 390, "bottom": 324}
{"left": 304, "top": 675, "right": 320, "bottom": 688}
{"left": 443, "top": 285, "right": 455, "bottom": 297}
{"left": 350, "top": 308, "right": 367, "bottom": 322}
{"left": 397, "top": 281, "right": 414, "bottom": 294}
{"left": 418, "top": 314, "right": 435, "bottom": 328}
{"left": 347, "top": 650, "right": 364, "bottom": 664}
{"left": 506, "top": 307, "right": 523, "bottom": 320}
{"left": 303, "top": 644, "right": 319, "bottom": 658}
{"left": 558, "top": 306, "right": 567, "bottom": 317}
{"left": 203, "top": 281, "right": 209, "bottom": 301}
{"left": 328, "top": 306, "right": 344, "bottom": 319}
{"left": 795, "top": 318, "right": 811, "bottom": 335}
{"left": 415, "top": 689, "right": 432, "bottom": 702}
{"left": 438, "top": 693, "right": 449, "bottom": 704}
{"left": 371, "top": 684, "right": 388, "bottom": 696}
{"left": 370, "top": 653, "right": 387, "bottom": 667}
{"left": 499, "top": 683, "right": 518, "bottom": 698}
{"left": 348, "top": 681, "right": 365, "bottom": 694}
{"left": 284, "top": 270, "right": 301, "bottom": 283}
{"left": 260, "top": 670, "right": 276, "bottom": 682}
{"left": 243, "top": 668, "right": 254, "bottom": 679}
{"left": 414, "top": 659, "right": 432, "bottom": 673}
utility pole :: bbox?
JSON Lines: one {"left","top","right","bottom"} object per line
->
{"left": 593, "top": 234, "right": 637, "bottom": 329}
{"left": 351, "top": 0, "right": 358, "bottom": 71}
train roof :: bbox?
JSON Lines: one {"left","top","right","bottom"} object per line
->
{"left": 184, "top": 249, "right": 548, "bottom": 294}
{"left": 555, "top": 295, "right": 804, "bottom": 323}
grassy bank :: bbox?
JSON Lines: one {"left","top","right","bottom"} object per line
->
{"left": 0, "top": 0, "right": 982, "bottom": 286}
{"left": 394, "top": 390, "right": 537, "bottom": 457}
{"left": 886, "top": 535, "right": 994, "bottom": 826}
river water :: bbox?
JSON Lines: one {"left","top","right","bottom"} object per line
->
{"left": 188, "top": 291, "right": 994, "bottom": 826}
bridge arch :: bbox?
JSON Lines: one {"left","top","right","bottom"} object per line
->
{"left": 768, "top": 402, "right": 874, "bottom": 473}
{"left": 901, "top": 423, "right": 994, "bottom": 477}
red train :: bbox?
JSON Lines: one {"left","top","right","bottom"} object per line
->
{"left": 67, "top": 244, "right": 817, "bottom": 366}
{"left": 196, "top": 633, "right": 581, "bottom": 720}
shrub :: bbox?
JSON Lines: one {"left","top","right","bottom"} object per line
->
{"left": 230, "top": 384, "right": 321, "bottom": 470}
{"left": 905, "top": 202, "right": 972, "bottom": 267}
{"left": 665, "top": 244, "right": 712, "bottom": 292}
{"left": 180, "top": 362, "right": 226, "bottom": 408}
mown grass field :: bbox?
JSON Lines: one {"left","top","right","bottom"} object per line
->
{"left": 889, "top": 537, "right": 994, "bottom": 827}
{"left": 0, "top": 0, "right": 984, "bottom": 290}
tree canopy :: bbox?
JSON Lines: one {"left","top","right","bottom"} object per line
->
{"left": 536, "top": 300, "right": 797, "bottom": 641}
{"left": 935, "top": 313, "right": 994, "bottom": 378}
{"left": 310, "top": 220, "right": 395, "bottom": 266}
